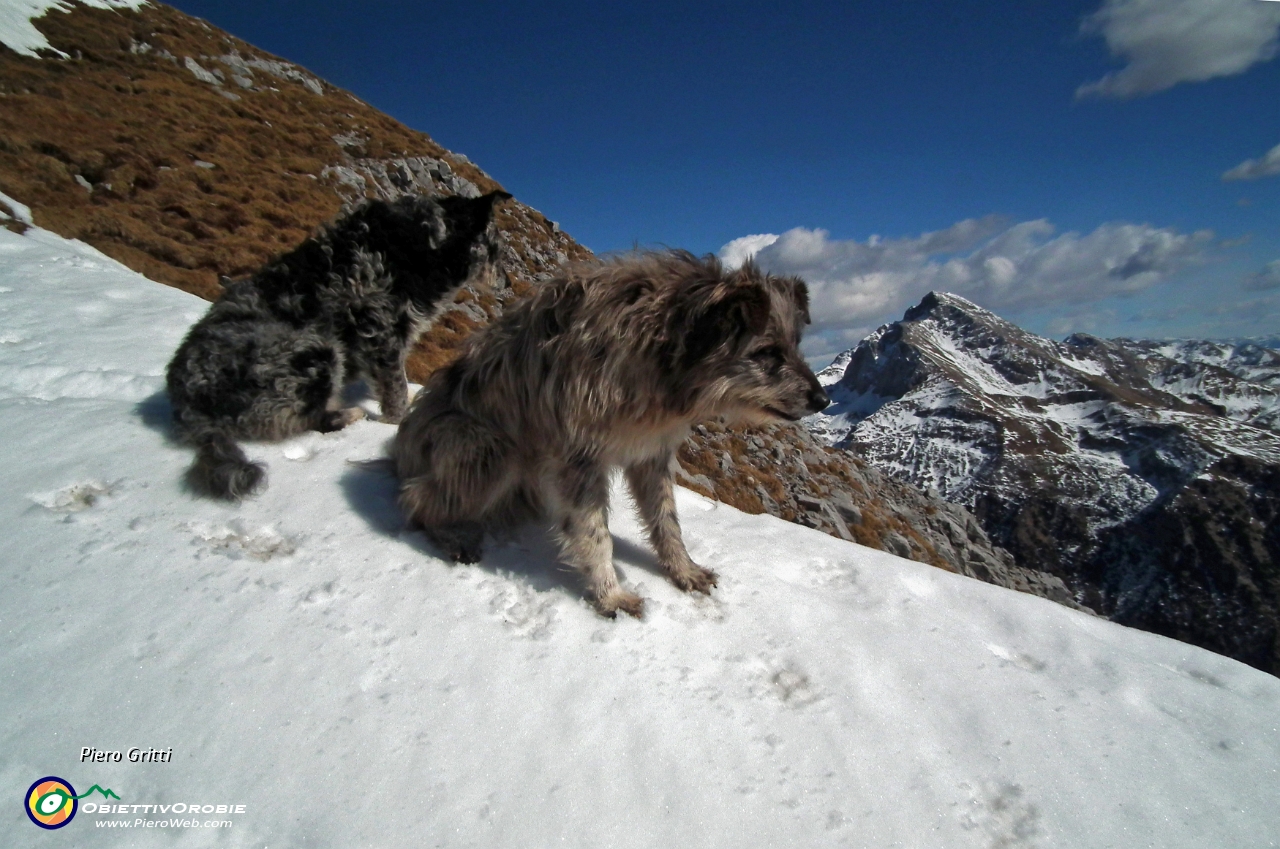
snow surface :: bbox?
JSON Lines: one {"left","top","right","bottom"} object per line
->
{"left": 0, "top": 0, "right": 147, "bottom": 58}
{"left": 0, "top": 189, "right": 32, "bottom": 224}
{"left": 2, "top": 217, "right": 1279, "bottom": 848}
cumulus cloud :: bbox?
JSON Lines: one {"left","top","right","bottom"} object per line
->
{"left": 1245, "top": 259, "right": 1280, "bottom": 291}
{"left": 1076, "top": 0, "right": 1280, "bottom": 99}
{"left": 720, "top": 217, "right": 1213, "bottom": 356}
{"left": 718, "top": 233, "right": 778, "bottom": 270}
{"left": 1223, "top": 142, "right": 1280, "bottom": 181}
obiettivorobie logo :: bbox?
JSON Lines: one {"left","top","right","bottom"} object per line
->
{"left": 24, "top": 777, "right": 119, "bottom": 830}
{"left": 24, "top": 777, "right": 247, "bottom": 830}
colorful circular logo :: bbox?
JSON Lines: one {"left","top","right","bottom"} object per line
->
{"left": 25, "top": 777, "right": 77, "bottom": 829}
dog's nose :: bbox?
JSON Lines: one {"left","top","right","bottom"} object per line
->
{"left": 808, "top": 386, "right": 830, "bottom": 412}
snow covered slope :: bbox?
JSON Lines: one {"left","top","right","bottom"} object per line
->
{"left": 2, "top": 222, "right": 1279, "bottom": 847}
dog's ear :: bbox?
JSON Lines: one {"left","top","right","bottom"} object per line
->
{"left": 483, "top": 192, "right": 509, "bottom": 230}
{"left": 684, "top": 281, "right": 771, "bottom": 363}
{"left": 789, "top": 277, "right": 811, "bottom": 325}
{"left": 433, "top": 191, "right": 509, "bottom": 249}
{"left": 475, "top": 191, "right": 511, "bottom": 226}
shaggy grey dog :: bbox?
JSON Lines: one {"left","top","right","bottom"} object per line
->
{"left": 395, "top": 250, "right": 829, "bottom": 617}
{"left": 167, "top": 190, "right": 509, "bottom": 500}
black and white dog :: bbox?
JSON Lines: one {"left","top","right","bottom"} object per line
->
{"left": 167, "top": 190, "right": 509, "bottom": 499}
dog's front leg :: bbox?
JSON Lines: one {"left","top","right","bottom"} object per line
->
{"left": 371, "top": 358, "right": 409, "bottom": 424}
{"left": 554, "top": 457, "right": 644, "bottom": 619}
{"left": 626, "top": 453, "right": 718, "bottom": 594}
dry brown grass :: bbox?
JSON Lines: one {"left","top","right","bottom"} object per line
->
{"left": 405, "top": 309, "right": 482, "bottom": 384}
{"left": 0, "top": 2, "right": 502, "bottom": 298}
{"left": 678, "top": 437, "right": 769, "bottom": 515}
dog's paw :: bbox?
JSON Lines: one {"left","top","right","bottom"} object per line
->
{"left": 441, "top": 534, "right": 484, "bottom": 564}
{"left": 597, "top": 590, "right": 645, "bottom": 620}
{"left": 320, "top": 407, "right": 366, "bottom": 432}
{"left": 669, "top": 563, "right": 719, "bottom": 595}
{"left": 426, "top": 523, "right": 484, "bottom": 564}
{"left": 378, "top": 411, "right": 404, "bottom": 426}
{"left": 338, "top": 407, "right": 366, "bottom": 427}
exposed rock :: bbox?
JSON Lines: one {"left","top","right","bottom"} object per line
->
{"left": 210, "top": 49, "right": 325, "bottom": 96}
{"left": 1092, "top": 454, "right": 1280, "bottom": 671}
{"left": 320, "top": 155, "right": 482, "bottom": 203}
{"left": 183, "top": 55, "right": 220, "bottom": 85}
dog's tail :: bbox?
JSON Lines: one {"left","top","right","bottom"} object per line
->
{"left": 186, "top": 430, "right": 266, "bottom": 500}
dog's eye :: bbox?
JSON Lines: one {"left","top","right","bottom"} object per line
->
{"left": 751, "top": 346, "right": 784, "bottom": 363}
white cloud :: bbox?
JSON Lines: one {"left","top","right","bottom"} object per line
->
{"left": 1076, "top": 0, "right": 1280, "bottom": 99}
{"left": 1223, "top": 142, "right": 1280, "bottom": 181}
{"left": 721, "top": 218, "right": 1213, "bottom": 354}
{"left": 718, "top": 233, "right": 778, "bottom": 270}
{"left": 1245, "top": 259, "right": 1280, "bottom": 291}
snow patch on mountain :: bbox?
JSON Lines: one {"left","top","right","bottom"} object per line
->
{"left": 1115, "top": 338, "right": 1280, "bottom": 430}
{"left": 0, "top": 0, "right": 147, "bottom": 58}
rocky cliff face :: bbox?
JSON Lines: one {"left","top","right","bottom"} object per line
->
{"left": 0, "top": 1, "right": 1029, "bottom": 597}
{"left": 809, "top": 292, "right": 1280, "bottom": 673}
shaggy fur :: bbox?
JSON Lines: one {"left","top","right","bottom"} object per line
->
{"left": 167, "top": 190, "right": 509, "bottom": 499}
{"left": 395, "top": 250, "right": 829, "bottom": 617}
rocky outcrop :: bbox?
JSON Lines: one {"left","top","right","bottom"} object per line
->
{"left": 322, "top": 155, "right": 483, "bottom": 203}
{"left": 809, "top": 291, "right": 1280, "bottom": 673}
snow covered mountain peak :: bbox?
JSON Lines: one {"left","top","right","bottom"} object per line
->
{"left": 903, "top": 290, "right": 991, "bottom": 321}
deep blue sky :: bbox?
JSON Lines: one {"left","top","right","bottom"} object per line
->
{"left": 164, "top": 0, "right": 1280, "bottom": 348}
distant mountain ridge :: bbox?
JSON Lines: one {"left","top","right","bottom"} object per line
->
{"left": 1103, "top": 338, "right": 1280, "bottom": 430}
{"left": 808, "top": 292, "right": 1280, "bottom": 673}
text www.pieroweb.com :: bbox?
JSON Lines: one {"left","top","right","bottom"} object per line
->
{"left": 96, "top": 817, "right": 233, "bottom": 828}
{"left": 85, "top": 802, "right": 243, "bottom": 828}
